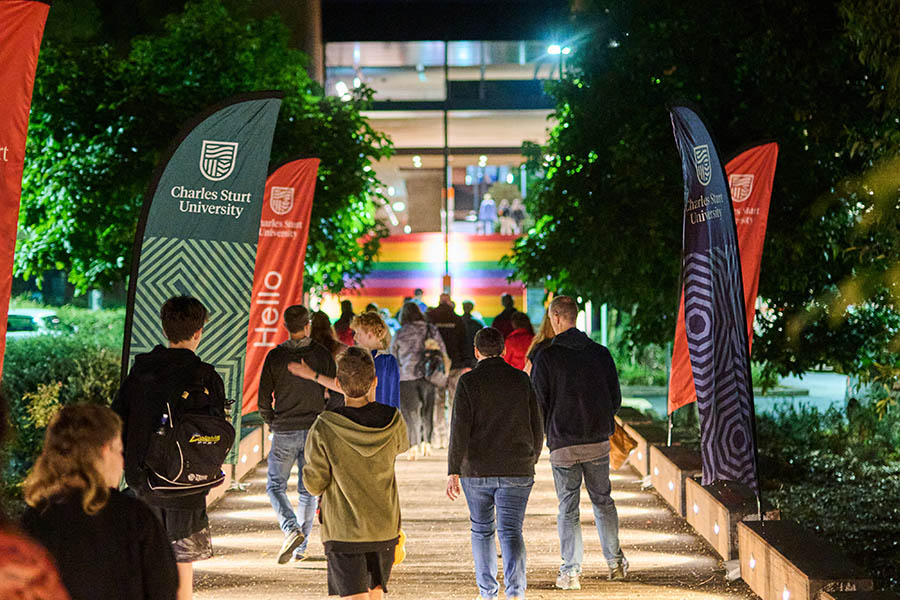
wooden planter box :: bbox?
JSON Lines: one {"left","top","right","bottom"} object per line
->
{"left": 621, "top": 421, "right": 667, "bottom": 477}
{"left": 234, "top": 426, "right": 264, "bottom": 482}
{"left": 737, "top": 520, "right": 873, "bottom": 600}
{"left": 649, "top": 445, "right": 702, "bottom": 516}
{"left": 685, "top": 477, "right": 759, "bottom": 560}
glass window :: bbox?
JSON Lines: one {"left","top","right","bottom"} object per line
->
{"left": 326, "top": 41, "right": 447, "bottom": 102}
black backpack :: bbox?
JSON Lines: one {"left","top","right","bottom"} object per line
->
{"left": 144, "top": 373, "right": 235, "bottom": 496}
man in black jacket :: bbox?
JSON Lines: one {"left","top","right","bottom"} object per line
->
{"left": 446, "top": 327, "right": 543, "bottom": 600}
{"left": 113, "top": 295, "right": 226, "bottom": 600}
{"left": 531, "top": 295, "right": 628, "bottom": 589}
{"left": 258, "top": 304, "right": 339, "bottom": 564}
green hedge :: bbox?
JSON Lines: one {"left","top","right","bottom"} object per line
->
{"left": 1, "top": 306, "right": 124, "bottom": 512}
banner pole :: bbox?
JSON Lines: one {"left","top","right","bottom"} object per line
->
{"left": 666, "top": 332, "right": 674, "bottom": 447}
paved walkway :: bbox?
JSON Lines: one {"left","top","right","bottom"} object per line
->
{"left": 195, "top": 450, "right": 757, "bottom": 600}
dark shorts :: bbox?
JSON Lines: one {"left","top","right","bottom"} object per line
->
{"left": 326, "top": 548, "right": 395, "bottom": 597}
{"left": 148, "top": 505, "right": 213, "bottom": 563}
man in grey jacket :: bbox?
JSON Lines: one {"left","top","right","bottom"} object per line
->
{"left": 258, "top": 305, "right": 339, "bottom": 564}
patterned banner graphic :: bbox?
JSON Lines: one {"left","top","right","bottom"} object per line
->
{"left": 669, "top": 103, "right": 760, "bottom": 492}
{"left": 668, "top": 142, "right": 779, "bottom": 413}
{"left": 123, "top": 93, "right": 282, "bottom": 462}
{"left": 0, "top": 0, "right": 49, "bottom": 377}
{"left": 241, "top": 158, "right": 319, "bottom": 415}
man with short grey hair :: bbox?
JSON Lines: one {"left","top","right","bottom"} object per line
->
{"left": 531, "top": 295, "right": 627, "bottom": 589}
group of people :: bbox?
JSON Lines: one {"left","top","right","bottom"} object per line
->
{"left": 0, "top": 290, "right": 626, "bottom": 600}
{"left": 477, "top": 194, "right": 528, "bottom": 235}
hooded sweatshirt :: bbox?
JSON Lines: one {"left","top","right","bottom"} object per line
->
{"left": 531, "top": 328, "right": 622, "bottom": 452}
{"left": 302, "top": 408, "right": 409, "bottom": 547}
{"left": 257, "top": 337, "right": 341, "bottom": 431}
{"left": 112, "top": 345, "right": 226, "bottom": 509}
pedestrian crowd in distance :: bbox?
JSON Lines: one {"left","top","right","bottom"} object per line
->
{"left": 0, "top": 291, "right": 626, "bottom": 600}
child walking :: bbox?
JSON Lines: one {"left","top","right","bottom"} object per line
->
{"left": 303, "top": 346, "right": 409, "bottom": 599}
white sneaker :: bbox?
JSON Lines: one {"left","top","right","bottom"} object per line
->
{"left": 555, "top": 571, "right": 581, "bottom": 590}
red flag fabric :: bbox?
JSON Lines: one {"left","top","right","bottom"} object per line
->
{"left": 668, "top": 142, "right": 779, "bottom": 414}
{"left": 0, "top": 0, "right": 49, "bottom": 377}
{"left": 241, "top": 158, "right": 319, "bottom": 415}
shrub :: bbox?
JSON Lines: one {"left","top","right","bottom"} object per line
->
{"left": 1, "top": 330, "right": 121, "bottom": 511}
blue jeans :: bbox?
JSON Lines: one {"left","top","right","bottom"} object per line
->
{"left": 267, "top": 430, "right": 317, "bottom": 554}
{"left": 461, "top": 476, "right": 534, "bottom": 599}
{"left": 551, "top": 455, "right": 624, "bottom": 574}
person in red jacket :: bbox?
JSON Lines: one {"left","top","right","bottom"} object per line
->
{"left": 503, "top": 312, "right": 534, "bottom": 371}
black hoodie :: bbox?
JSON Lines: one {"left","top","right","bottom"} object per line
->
{"left": 530, "top": 328, "right": 621, "bottom": 452}
{"left": 112, "top": 345, "right": 226, "bottom": 509}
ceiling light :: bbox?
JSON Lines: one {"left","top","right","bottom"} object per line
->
{"left": 353, "top": 77, "right": 361, "bottom": 88}
{"left": 387, "top": 186, "right": 396, "bottom": 196}
{"left": 506, "top": 173, "right": 514, "bottom": 184}
{"left": 392, "top": 201, "right": 406, "bottom": 212}
{"left": 335, "top": 81, "right": 349, "bottom": 96}
{"left": 562, "top": 46, "right": 572, "bottom": 55}
{"left": 403, "top": 225, "right": 411, "bottom": 233}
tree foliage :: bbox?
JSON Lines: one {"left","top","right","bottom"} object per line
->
{"left": 510, "top": 0, "right": 900, "bottom": 389}
{"left": 18, "top": 0, "right": 391, "bottom": 295}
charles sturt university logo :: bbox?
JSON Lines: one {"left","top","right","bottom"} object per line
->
{"left": 270, "top": 186, "right": 295, "bottom": 215}
{"left": 729, "top": 174, "right": 754, "bottom": 203}
{"left": 200, "top": 140, "right": 239, "bottom": 181}
{"left": 693, "top": 144, "right": 712, "bottom": 186}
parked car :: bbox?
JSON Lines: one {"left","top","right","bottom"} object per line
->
{"left": 6, "top": 309, "right": 76, "bottom": 339}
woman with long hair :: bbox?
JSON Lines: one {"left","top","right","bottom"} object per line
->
{"left": 390, "top": 302, "right": 447, "bottom": 459}
{"left": 311, "top": 310, "right": 349, "bottom": 359}
{"left": 0, "top": 391, "right": 70, "bottom": 600}
{"left": 524, "top": 310, "right": 556, "bottom": 376}
{"left": 22, "top": 404, "right": 178, "bottom": 600}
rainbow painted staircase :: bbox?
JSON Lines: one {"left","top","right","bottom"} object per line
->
{"left": 338, "top": 233, "right": 525, "bottom": 320}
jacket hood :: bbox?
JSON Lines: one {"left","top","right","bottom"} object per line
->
{"left": 316, "top": 409, "right": 401, "bottom": 457}
{"left": 279, "top": 337, "right": 312, "bottom": 350}
{"left": 552, "top": 328, "right": 593, "bottom": 350}
{"left": 132, "top": 345, "right": 200, "bottom": 375}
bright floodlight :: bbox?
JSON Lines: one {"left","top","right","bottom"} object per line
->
{"left": 548, "top": 44, "right": 562, "bottom": 55}
{"left": 562, "top": 46, "right": 572, "bottom": 55}
{"left": 335, "top": 81, "right": 349, "bottom": 96}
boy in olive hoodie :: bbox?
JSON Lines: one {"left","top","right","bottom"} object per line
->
{"left": 303, "top": 346, "right": 409, "bottom": 599}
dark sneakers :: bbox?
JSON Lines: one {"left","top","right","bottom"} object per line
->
{"left": 608, "top": 556, "right": 629, "bottom": 581}
{"left": 277, "top": 529, "right": 305, "bottom": 564}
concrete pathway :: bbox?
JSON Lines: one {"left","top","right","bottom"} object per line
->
{"left": 195, "top": 450, "right": 757, "bottom": 600}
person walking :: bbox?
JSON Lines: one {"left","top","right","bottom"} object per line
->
{"left": 426, "top": 293, "right": 471, "bottom": 448}
{"left": 290, "top": 310, "right": 401, "bottom": 410}
{"left": 523, "top": 311, "right": 555, "bottom": 376}
{"left": 303, "top": 347, "right": 409, "bottom": 600}
{"left": 258, "top": 305, "right": 341, "bottom": 564}
{"left": 531, "top": 295, "right": 628, "bottom": 589}
{"left": 478, "top": 193, "right": 497, "bottom": 235}
{"left": 112, "top": 295, "right": 226, "bottom": 600}
{"left": 390, "top": 302, "right": 447, "bottom": 459}
{"left": 491, "top": 293, "right": 516, "bottom": 338}
{"left": 22, "top": 404, "right": 178, "bottom": 600}
{"left": 446, "top": 327, "right": 543, "bottom": 600}
{"left": 461, "top": 300, "right": 484, "bottom": 368}
{"left": 333, "top": 300, "right": 356, "bottom": 347}
{"left": 503, "top": 312, "right": 534, "bottom": 371}
{"left": 311, "top": 310, "right": 349, "bottom": 360}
